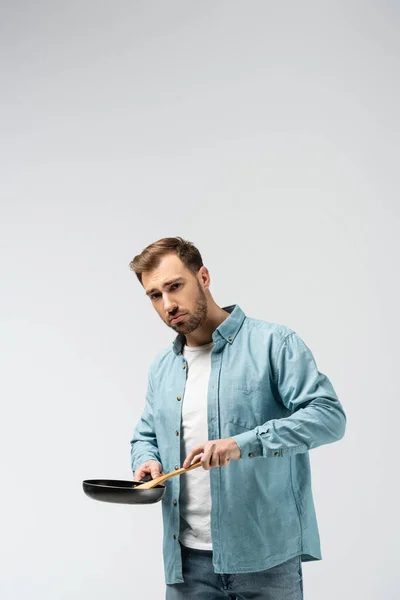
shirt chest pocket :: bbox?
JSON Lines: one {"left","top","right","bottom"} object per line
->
{"left": 222, "top": 380, "right": 272, "bottom": 430}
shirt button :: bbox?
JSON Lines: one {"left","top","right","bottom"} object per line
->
{"left": 248, "top": 452, "right": 254, "bottom": 457}
{"left": 228, "top": 337, "right": 232, "bottom": 342}
{"left": 175, "top": 465, "right": 179, "bottom": 470}
{"left": 182, "top": 364, "right": 186, "bottom": 369}
{"left": 274, "top": 452, "right": 280, "bottom": 456}
{"left": 177, "top": 396, "right": 181, "bottom": 401}
{"left": 175, "top": 431, "right": 179, "bottom": 436}
{"left": 173, "top": 535, "right": 176, "bottom": 539}
{"left": 173, "top": 499, "right": 177, "bottom": 506}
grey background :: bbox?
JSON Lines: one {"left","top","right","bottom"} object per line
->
{"left": 1, "top": 1, "right": 399, "bottom": 598}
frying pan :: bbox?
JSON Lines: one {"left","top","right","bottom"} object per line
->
{"left": 82, "top": 460, "right": 202, "bottom": 505}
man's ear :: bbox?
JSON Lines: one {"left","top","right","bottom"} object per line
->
{"left": 199, "top": 266, "right": 210, "bottom": 289}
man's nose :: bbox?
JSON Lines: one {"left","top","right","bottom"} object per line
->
{"left": 163, "top": 294, "right": 177, "bottom": 314}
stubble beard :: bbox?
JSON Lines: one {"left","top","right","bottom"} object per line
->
{"left": 170, "top": 281, "right": 208, "bottom": 335}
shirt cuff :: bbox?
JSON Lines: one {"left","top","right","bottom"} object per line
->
{"left": 231, "top": 427, "right": 301, "bottom": 459}
{"left": 231, "top": 429, "right": 264, "bottom": 459}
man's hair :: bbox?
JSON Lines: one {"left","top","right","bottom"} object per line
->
{"left": 129, "top": 236, "right": 204, "bottom": 285}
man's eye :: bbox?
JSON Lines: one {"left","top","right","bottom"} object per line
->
{"left": 150, "top": 284, "right": 181, "bottom": 300}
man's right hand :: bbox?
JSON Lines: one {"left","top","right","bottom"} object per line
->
{"left": 133, "top": 459, "right": 165, "bottom": 482}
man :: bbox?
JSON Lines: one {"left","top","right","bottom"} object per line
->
{"left": 129, "top": 236, "right": 346, "bottom": 600}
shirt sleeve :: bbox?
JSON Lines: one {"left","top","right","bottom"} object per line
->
{"left": 130, "top": 365, "right": 162, "bottom": 474}
{"left": 232, "top": 332, "right": 347, "bottom": 459}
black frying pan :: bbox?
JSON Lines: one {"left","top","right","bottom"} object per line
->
{"left": 82, "top": 474, "right": 166, "bottom": 505}
{"left": 83, "top": 461, "right": 202, "bottom": 505}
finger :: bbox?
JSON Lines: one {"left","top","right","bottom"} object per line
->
{"left": 150, "top": 467, "right": 162, "bottom": 479}
{"left": 183, "top": 445, "right": 204, "bottom": 468}
{"left": 201, "top": 449, "right": 213, "bottom": 471}
{"left": 186, "top": 453, "right": 203, "bottom": 468}
{"left": 135, "top": 464, "right": 151, "bottom": 478}
{"left": 210, "top": 451, "right": 220, "bottom": 469}
{"left": 185, "top": 446, "right": 204, "bottom": 467}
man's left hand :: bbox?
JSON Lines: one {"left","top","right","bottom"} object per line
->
{"left": 183, "top": 438, "right": 241, "bottom": 471}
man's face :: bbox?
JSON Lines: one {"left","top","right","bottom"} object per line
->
{"left": 142, "top": 254, "right": 209, "bottom": 334}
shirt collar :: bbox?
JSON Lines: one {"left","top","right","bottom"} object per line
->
{"left": 172, "top": 304, "right": 246, "bottom": 355}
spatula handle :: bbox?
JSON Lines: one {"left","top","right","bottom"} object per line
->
{"left": 135, "top": 460, "right": 202, "bottom": 489}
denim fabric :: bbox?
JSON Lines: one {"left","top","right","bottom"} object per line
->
{"left": 166, "top": 542, "right": 303, "bottom": 600}
{"left": 130, "top": 304, "right": 346, "bottom": 585}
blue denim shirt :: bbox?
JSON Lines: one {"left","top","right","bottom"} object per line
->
{"left": 130, "top": 304, "right": 346, "bottom": 585}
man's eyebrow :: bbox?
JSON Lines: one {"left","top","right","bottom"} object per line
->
{"left": 145, "top": 277, "right": 184, "bottom": 296}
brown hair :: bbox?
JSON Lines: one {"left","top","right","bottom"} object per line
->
{"left": 129, "top": 236, "right": 204, "bottom": 285}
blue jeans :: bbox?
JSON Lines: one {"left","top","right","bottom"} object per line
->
{"left": 166, "top": 542, "right": 304, "bottom": 599}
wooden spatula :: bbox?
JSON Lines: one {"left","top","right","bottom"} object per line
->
{"left": 134, "top": 460, "right": 202, "bottom": 489}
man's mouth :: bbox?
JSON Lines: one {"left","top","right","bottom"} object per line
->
{"left": 170, "top": 314, "right": 186, "bottom": 323}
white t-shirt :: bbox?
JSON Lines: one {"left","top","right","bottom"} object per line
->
{"left": 178, "top": 340, "right": 214, "bottom": 550}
